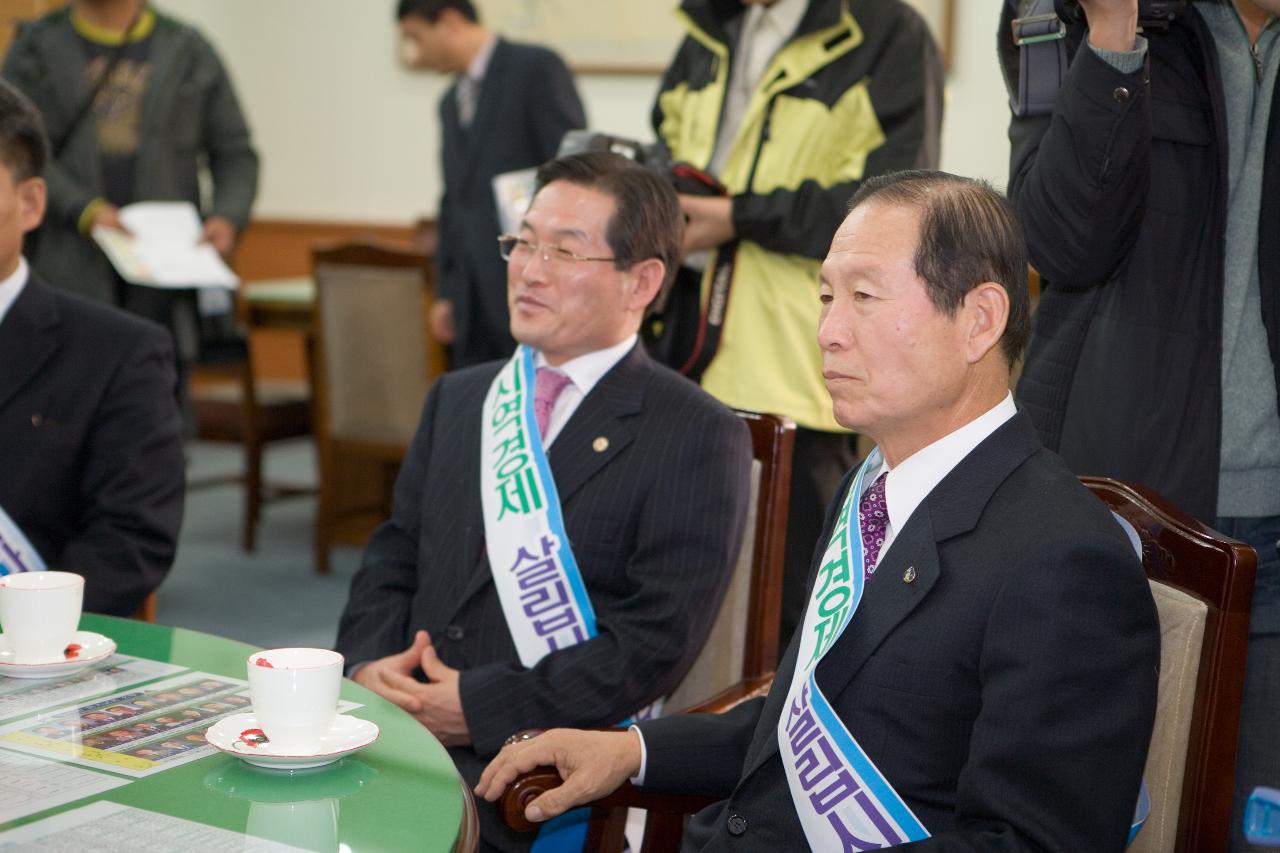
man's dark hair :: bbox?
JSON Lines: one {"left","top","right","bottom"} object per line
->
{"left": 0, "top": 79, "right": 48, "bottom": 182}
{"left": 850, "top": 170, "right": 1031, "bottom": 366}
{"left": 533, "top": 151, "right": 684, "bottom": 305}
{"left": 395, "top": 0, "right": 479, "bottom": 23}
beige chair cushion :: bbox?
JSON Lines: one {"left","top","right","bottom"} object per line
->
{"left": 666, "top": 459, "right": 762, "bottom": 713}
{"left": 1129, "top": 579, "right": 1207, "bottom": 853}
{"left": 316, "top": 263, "right": 431, "bottom": 445}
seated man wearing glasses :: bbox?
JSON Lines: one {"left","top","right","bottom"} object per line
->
{"left": 335, "top": 151, "right": 753, "bottom": 851}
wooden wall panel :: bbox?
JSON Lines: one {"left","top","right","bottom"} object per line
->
{"left": 230, "top": 218, "right": 433, "bottom": 381}
{"left": 0, "top": 0, "right": 60, "bottom": 56}
{"left": 233, "top": 218, "right": 422, "bottom": 282}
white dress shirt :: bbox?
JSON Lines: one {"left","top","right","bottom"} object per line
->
{"left": 707, "top": 0, "right": 807, "bottom": 177}
{"left": 456, "top": 32, "right": 498, "bottom": 127}
{"left": 533, "top": 334, "right": 638, "bottom": 448}
{"left": 0, "top": 257, "right": 30, "bottom": 329}
{"left": 631, "top": 392, "right": 1019, "bottom": 783}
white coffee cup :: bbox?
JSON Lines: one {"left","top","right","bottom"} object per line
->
{"left": 0, "top": 571, "right": 84, "bottom": 664}
{"left": 247, "top": 648, "right": 343, "bottom": 755}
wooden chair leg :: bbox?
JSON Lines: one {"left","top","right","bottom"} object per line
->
{"left": 314, "top": 480, "right": 331, "bottom": 575}
{"left": 242, "top": 438, "right": 262, "bottom": 553}
{"left": 131, "top": 592, "right": 157, "bottom": 623}
{"left": 585, "top": 806, "right": 629, "bottom": 852}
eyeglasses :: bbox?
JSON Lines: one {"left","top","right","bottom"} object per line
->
{"left": 497, "top": 235, "right": 616, "bottom": 266}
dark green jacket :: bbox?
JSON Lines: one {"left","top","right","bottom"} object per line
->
{"left": 2, "top": 6, "right": 259, "bottom": 304}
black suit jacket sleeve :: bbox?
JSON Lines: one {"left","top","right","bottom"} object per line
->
{"left": 335, "top": 384, "right": 445, "bottom": 664}
{"left": 1002, "top": 19, "right": 1152, "bottom": 287}
{"left": 69, "top": 323, "right": 185, "bottom": 615}
{"left": 639, "top": 695, "right": 765, "bottom": 801}
{"left": 458, "top": 401, "right": 751, "bottom": 757}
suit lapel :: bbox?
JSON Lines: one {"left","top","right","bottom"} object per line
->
{"left": 545, "top": 344, "right": 647, "bottom": 504}
{"left": 0, "top": 277, "right": 62, "bottom": 413}
{"left": 448, "top": 344, "right": 650, "bottom": 610}
{"left": 738, "top": 413, "right": 1044, "bottom": 779}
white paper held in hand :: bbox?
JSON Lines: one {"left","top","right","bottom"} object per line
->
{"left": 90, "top": 201, "right": 240, "bottom": 289}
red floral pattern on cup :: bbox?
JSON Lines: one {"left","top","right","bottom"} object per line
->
{"left": 238, "top": 728, "right": 270, "bottom": 748}
{"left": 254, "top": 658, "right": 274, "bottom": 668}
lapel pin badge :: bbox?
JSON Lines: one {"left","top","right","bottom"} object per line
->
{"left": 592, "top": 436, "right": 609, "bottom": 453}
{"left": 902, "top": 566, "right": 917, "bottom": 585}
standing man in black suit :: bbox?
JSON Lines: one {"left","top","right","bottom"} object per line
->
{"left": 479, "top": 171, "right": 1161, "bottom": 851}
{"left": 0, "top": 80, "right": 183, "bottom": 616}
{"left": 397, "top": 0, "right": 586, "bottom": 368}
{"left": 335, "top": 152, "right": 752, "bottom": 851}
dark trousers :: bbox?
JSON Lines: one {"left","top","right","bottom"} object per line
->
{"left": 1218, "top": 514, "right": 1280, "bottom": 852}
{"left": 779, "top": 427, "right": 860, "bottom": 655}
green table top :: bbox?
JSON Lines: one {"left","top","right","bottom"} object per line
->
{"left": 0, "top": 615, "right": 470, "bottom": 852}
{"left": 242, "top": 277, "right": 315, "bottom": 304}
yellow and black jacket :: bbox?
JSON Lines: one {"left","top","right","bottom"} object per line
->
{"left": 653, "top": 0, "right": 943, "bottom": 430}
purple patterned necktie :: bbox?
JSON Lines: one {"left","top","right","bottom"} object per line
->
{"left": 533, "top": 367, "right": 573, "bottom": 440}
{"left": 859, "top": 471, "right": 889, "bottom": 578}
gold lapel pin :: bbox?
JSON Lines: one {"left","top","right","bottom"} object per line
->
{"left": 902, "top": 566, "right": 917, "bottom": 584}
{"left": 592, "top": 436, "right": 609, "bottom": 453}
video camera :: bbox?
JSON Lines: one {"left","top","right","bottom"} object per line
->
{"left": 555, "top": 130, "right": 725, "bottom": 197}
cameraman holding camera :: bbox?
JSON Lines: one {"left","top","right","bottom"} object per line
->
{"left": 1000, "top": 1, "right": 1277, "bottom": 847}
{"left": 654, "top": 0, "right": 943, "bottom": 647}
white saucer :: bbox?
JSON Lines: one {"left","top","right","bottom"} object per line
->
{"left": 205, "top": 712, "right": 379, "bottom": 770}
{"left": 0, "top": 631, "right": 117, "bottom": 679}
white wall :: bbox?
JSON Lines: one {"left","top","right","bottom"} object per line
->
{"left": 160, "top": 0, "right": 1010, "bottom": 223}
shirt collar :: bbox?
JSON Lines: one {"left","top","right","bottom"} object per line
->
{"left": 870, "top": 393, "right": 1018, "bottom": 535}
{"left": 465, "top": 33, "right": 499, "bottom": 83}
{"left": 745, "top": 0, "right": 806, "bottom": 42}
{"left": 534, "top": 334, "right": 637, "bottom": 396}
{"left": 0, "top": 257, "right": 30, "bottom": 330}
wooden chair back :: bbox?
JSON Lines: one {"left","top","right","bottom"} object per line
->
{"left": 310, "top": 242, "right": 445, "bottom": 573}
{"left": 664, "top": 410, "right": 795, "bottom": 712}
{"left": 582, "top": 410, "right": 792, "bottom": 850}
{"left": 1081, "top": 476, "right": 1256, "bottom": 853}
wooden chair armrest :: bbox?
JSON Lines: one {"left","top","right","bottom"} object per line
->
{"left": 499, "top": 674, "right": 774, "bottom": 835}
{"left": 679, "top": 673, "right": 774, "bottom": 715}
{"left": 501, "top": 770, "right": 717, "bottom": 834}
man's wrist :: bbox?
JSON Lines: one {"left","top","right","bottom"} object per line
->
{"left": 78, "top": 198, "right": 107, "bottom": 234}
{"left": 1087, "top": 34, "right": 1148, "bottom": 74}
{"left": 628, "top": 724, "right": 648, "bottom": 786}
{"left": 1086, "top": 14, "right": 1140, "bottom": 54}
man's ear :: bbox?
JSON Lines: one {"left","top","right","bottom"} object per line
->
{"left": 962, "top": 282, "right": 1009, "bottom": 365}
{"left": 627, "top": 258, "right": 665, "bottom": 312}
{"left": 17, "top": 176, "right": 46, "bottom": 234}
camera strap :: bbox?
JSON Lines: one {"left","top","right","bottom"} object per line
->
{"left": 678, "top": 240, "right": 737, "bottom": 384}
{"left": 1009, "top": 0, "right": 1069, "bottom": 117}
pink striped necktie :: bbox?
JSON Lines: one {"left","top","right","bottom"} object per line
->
{"left": 534, "top": 367, "right": 573, "bottom": 440}
{"left": 859, "top": 471, "right": 889, "bottom": 577}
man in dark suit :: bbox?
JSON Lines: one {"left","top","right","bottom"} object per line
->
{"left": 335, "top": 152, "right": 752, "bottom": 851}
{"left": 479, "top": 171, "right": 1161, "bottom": 851}
{"left": 0, "top": 80, "right": 184, "bottom": 616}
{"left": 397, "top": 0, "right": 585, "bottom": 368}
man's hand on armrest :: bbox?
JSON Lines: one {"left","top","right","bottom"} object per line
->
{"left": 476, "top": 728, "right": 642, "bottom": 823}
